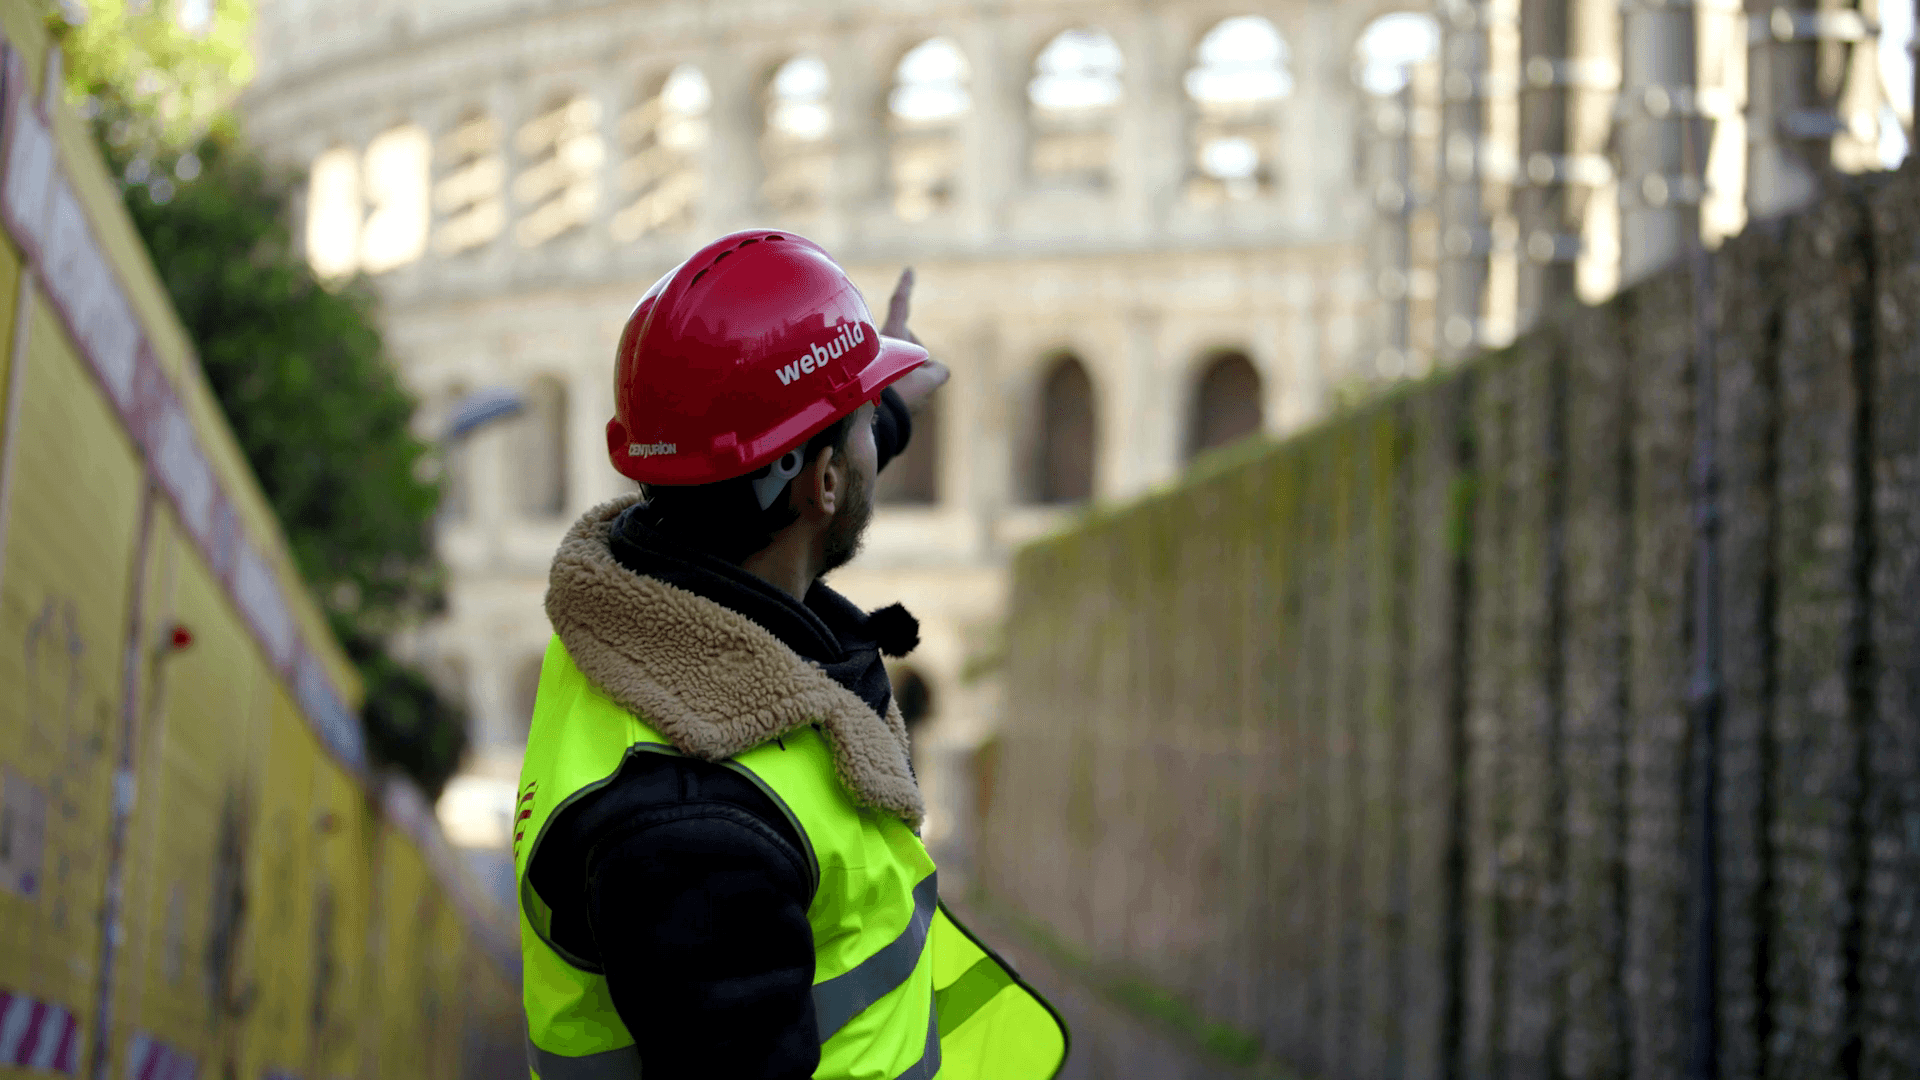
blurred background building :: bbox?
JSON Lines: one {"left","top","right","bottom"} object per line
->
{"left": 238, "top": 0, "right": 1913, "bottom": 908}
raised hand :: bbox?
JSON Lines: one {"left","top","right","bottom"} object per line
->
{"left": 880, "top": 267, "right": 949, "bottom": 412}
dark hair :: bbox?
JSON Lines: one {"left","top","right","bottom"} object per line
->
{"left": 639, "top": 412, "right": 857, "bottom": 563}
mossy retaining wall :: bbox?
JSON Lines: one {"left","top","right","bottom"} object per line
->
{"left": 982, "top": 164, "right": 1920, "bottom": 1080}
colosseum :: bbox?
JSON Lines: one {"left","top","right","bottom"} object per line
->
{"left": 238, "top": 0, "right": 1909, "bottom": 901}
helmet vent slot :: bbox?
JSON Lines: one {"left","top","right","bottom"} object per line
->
{"left": 689, "top": 268, "right": 709, "bottom": 287}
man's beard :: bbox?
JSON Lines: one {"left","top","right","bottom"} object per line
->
{"left": 820, "top": 461, "right": 873, "bottom": 575}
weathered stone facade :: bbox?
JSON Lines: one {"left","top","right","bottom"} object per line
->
{"left": 240, "top": 0, "right": 1444, "bottom": 880}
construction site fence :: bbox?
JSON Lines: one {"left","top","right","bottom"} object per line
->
{"left": 0, "top": 9, "right": 523, "bottom": 1080}
{"left": 982, "top": 162, "right": 1920, "bottom": 1079}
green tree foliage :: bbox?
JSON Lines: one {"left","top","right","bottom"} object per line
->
{"left": 54, "top": 0, "right": 253, "bottom": 154}
{"left": 49, "top": 5, "right": 468, "bottom": 798}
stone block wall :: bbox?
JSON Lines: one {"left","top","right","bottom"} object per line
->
{"left": 977, "top": 163, "right": 1920, "bottom": 1080}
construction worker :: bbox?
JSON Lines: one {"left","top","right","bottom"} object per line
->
{"left": 513, "top": 230, "right": 1069, "bottom": 1080}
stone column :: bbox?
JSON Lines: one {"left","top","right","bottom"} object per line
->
{"left": 828, "top": 33, "right": 887, "bottom": 247}
{"left": 589, "top": 64, "right": 629, "bottom": 245}
{"left": 1618, "top": 0, "right": 1702, "bottom": 285}
{"left": 569, "top": 340, "right": 621, "bottom": 510}
{"left": 1367, "top": 85, "right": 1416, "bottom": 375}
{"left": 1111, "top": 307, "right": 1166, "bottom": 497}
{"left": 959, "top": 18, "right": 1023, "bottom": 242}
{"left": 1286, "top": 5, "right": 1352, "bottom": 234}
{"left": 472, "top": 80, "right": 521, "bottom": 276}
{"left": 1279, "top": 273, "right": 1325, "bottom": 432}
{"left": 1744, "top": 0, "right": 1855, "bottom": 219}
{"left": 1516, "top": 0, "right": 1576, "bottom": 330}
{"left": 964, "top": 319, "right": 1009, "bottom": 553}
{"left": 1116, "top": 10, "right": 1183, "bottom": 239}
{"left": 699, "top": 51, "right": 761, "bottom": 233}
{"left": 1438, "top": 0, "right": 1492, "bottom": 361}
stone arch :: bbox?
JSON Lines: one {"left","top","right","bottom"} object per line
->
{"left": 1029, "top": 351, "right": 1098, "bottom": 504}
{"left": 1184, "top": 15, "right": 1292, "bottom": 204}
{"left": 887, "top": 36, "right": 971, "bottom": 220}
{"left": 432, "top": 108, "right": 506, "bottom": 256}
{"left": 511, "top": 374, "right": 569, "bottom": 519}
{"left": 890, "top": 663, "right": 935, "bottom": 740}
{"left": 877, "top": 390, "right": 940, "bottom": 506}
{"left": 1026, "top": 26, "right": 1124, "bottom": 190}
{"left": 762, "top": 54, "right": 834, "bottom": 216}
{"left": 614, "top": 64, "right": 709, "bottom": 241}
{"left": 513, "top": 90, "right": 603, "bottom": 247}
{"left": 1185, "top": 349, "right": 1265, "bottom": 461}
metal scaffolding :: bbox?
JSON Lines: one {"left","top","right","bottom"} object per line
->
{"left": 1438, "top": 0, "right": 1494, "bottom": 361}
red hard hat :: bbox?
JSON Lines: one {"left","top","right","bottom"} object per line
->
{"left": 607, "top": 230, "right": 929, "bottom": 487}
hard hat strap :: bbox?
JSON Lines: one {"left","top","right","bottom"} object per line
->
{"left": 751, "top": 449, "right": 806, "bottom": 511}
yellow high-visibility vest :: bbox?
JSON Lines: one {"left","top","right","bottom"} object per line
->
{"left": 515, "top": 635, "right": 1069, "bottom": 1080}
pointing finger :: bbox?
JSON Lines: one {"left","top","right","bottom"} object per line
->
{"left": 882, "top": 267, "right": 915, "bottom": 338}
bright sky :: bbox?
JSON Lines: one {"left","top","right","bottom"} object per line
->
{"left": 1186, "top": 15, "right": 1292, "bottom": 105}
{"left": 660, "top": 64, "right": 710, "bottom": 118}
{"left": 1356, "top": 13, "right": 1441, "bottom": 97}
{"left": 1029, "top": 28, "right": 1124, "bottom": 112}
{"left": 891, "top": 37, "right": 971, "bottom": 122}
{"left": 769, "top": 55, "right": 830, "bottom": 140}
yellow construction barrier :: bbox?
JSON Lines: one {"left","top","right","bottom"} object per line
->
{"left": 0, "top": 8, "right": 522, "bottom": 1080}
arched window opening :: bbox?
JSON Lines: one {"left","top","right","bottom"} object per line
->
{"left": 358, "top": 125, "right": 430, "bottom": 273}
{"left": 512, "top": 375, "right": 569, "bottom": 519}
{"left": 511, "top": 653, "right": 544, "bottom": 746}
{"left": 1186, "top": 16, "right": 1290, "bottom": 204}
{"left": 763, "top": 56, "right": 834, "bottom": 216}
{"left": 889, "top": 38, "right": 971, "bottom": 220}
{"left": 514, "top": 93, "right": 604, "bottom": 247}
{"left": 1186, "top": 351, "right": 1265, "bottom": 461}
{"left": 434, "top": 111, "right": 506, "bottom": 255}
{"left": 876, "top": 395, "right": 940, "bottom": 506}
{"left": 615, "top": 65, "right": 710, "bottom": 241}
{"left": 1354, "top": 13, "right": 1440, "bottom": 97}
{"left": 1032, "top": 354, "right": 1097, "bottom": 504}
{"left": 892, "top": 666, "right": 934, "bottom": 742}
{"left": 1028, "top": 28, "right": 1123, "bottom": 189}
{"left": 305, "top": 126, "right": 432, "bottom": 279}
{"left": 305, "top": 145, "right": 360, "bottom": 280}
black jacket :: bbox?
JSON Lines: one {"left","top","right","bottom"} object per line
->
{"left": 523, "top": 389, "right": 919, "bottom": 1080}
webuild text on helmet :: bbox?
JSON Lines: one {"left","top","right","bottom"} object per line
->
{"left": 775, "top": 323, "right": 866, "bottom": 387}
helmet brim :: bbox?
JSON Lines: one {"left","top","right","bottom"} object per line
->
{"left": 854, "top": 333, "right": 932, "bottom": 400}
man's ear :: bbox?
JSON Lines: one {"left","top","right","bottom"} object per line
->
{"left": 817, "top": 446, "right": 844, "bottom": 515}
{"left": 792, "top": 447, "right": 841, "bottom": 520}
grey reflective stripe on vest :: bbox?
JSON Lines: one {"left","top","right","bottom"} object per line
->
{"left": 813, "top": 871, "right": 939, "bottom": 1041}
{"left": 526, "top": 1039, "right": 641, "bottom": 1080}
{"left": 893, "top": 998, "right": 942, "bottom": 1080}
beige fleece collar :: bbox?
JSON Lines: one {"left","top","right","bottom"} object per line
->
{"left": 544, "top": 495, "right": 924, "bottom": 827}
